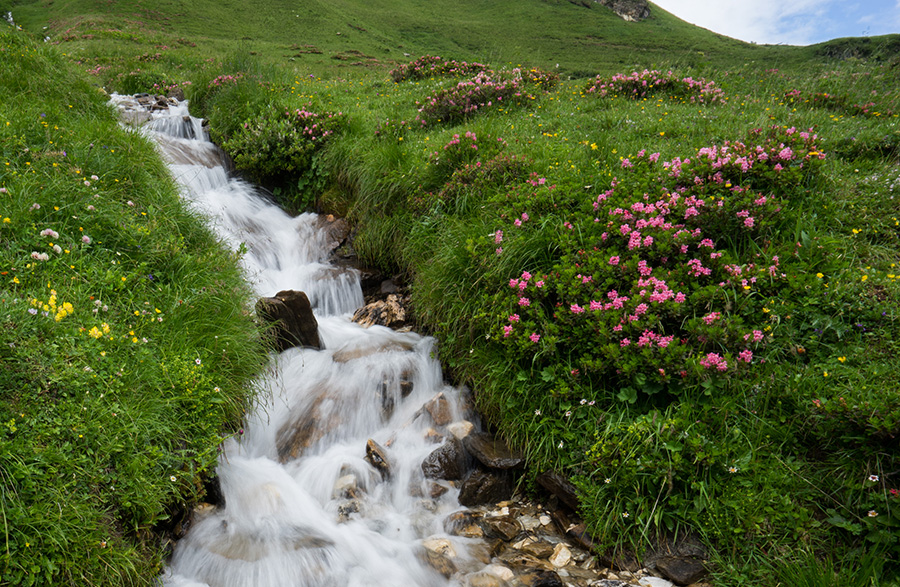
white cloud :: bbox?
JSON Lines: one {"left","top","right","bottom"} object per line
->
{"left": 650, "top": 0, "right": 895, "bottom": 45}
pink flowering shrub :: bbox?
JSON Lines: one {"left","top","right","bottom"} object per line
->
{"left": 415, "top": 71, "right": 534, "bottom": 126}
{"left": 493, "top": 126, "right": 825, "bottom": 400}
{"left": 390, "top": 55, "right": 488, "bottom": 83}
{"left": 585, "top": 69, "right": 726, "bottom": 105}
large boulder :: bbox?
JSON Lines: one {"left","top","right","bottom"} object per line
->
{"left": 421, "top": 437, "right": 469, "bottom": 480}
{"left": 458, "top": 468, "right": 514, "bottom": 506}
{"left": 256, "top": 290, "right": 322, "bottom": 352}
{"left": 464, "top": 432, "right": 525, "bottom": 469}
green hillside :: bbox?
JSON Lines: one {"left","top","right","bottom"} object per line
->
{"left": 4, "top": 0, "right": 807, "bottom": 76}
{"left": 2, "top": 0, "right": 900, "bottom": 585}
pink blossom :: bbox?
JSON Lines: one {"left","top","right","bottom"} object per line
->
{"left": 514, "top": 219, "right": 522, "bottom": 227}
{"left": 81, "top": 235, "right": 91, "bottom": 244}
{"left": 509, "top": 314, "right": 520, "bottom": 323}
{"left": 509, "top": 279, "right": 519, "bottom": 289}
{"left": 495, "top": 247, "right": 503, "bottom": 255}
{"left": 503, "top": 325, "right": 513, "bottom": 337}
{"left": 738, "top": 349, "right": 753, "bottom": 363}
{"left": 570, "top": 304, "right": 584, "bottom": 314}
{"left": 495, "top": 230, "right": 503, "bottom": 244}
{"left": 518, "top": 297, "right": 531, "bottom": 307}
{"left": 529, "top": 333, "right": 541, "bottom": 343}
{"left": 743, "top": 217, "right": 755, "bottom": 228}
{"left": 522, "top": 271, "right": 532, "bottom": 280}
{"left": 589, "top": 300, "right": 603, "bottom": 311}
{"left": 674, "top": 292, "right": 686, "bottom": 303}
{"left": 609, "top": 256, "right": 620, "bottom": 266}
{"left": 620, "top": 338, "right": 631, "bottom": 347}
{"left": 702, "top": 312, "right": 722, "bottom": 325}
{"left": 699, "top": 352, "right": 728, "bottom": 371}
{"left": 535, "top": 280, "right": 544, "bottom": 288}
{"left": 521, "top": 212, "right": 529, "bottom": 221}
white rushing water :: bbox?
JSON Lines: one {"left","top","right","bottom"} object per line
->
{"left": 110, "top": 95, "right": 483, "bottom": 587}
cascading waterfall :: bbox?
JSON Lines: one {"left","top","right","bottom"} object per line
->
{"left": 110, "top": 95, "right": 484, "bottom": 587}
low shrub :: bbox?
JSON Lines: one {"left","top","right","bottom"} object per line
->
{"left": 221, "top": 106, "right": 348, "bottom": 205}
{"left": 585, "top": 69, "right": 726, "bottom": 104}
{"left": 389, "top": 54, "right": 488, "bottom": 82}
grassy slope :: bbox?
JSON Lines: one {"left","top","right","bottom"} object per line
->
{"left": 5, "top": 0, "right": 804, "bottom": 76}
{"left": 0, "top": 27, "right": 265, "bottom": 585}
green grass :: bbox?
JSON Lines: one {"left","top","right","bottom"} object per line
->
{"left": 0, "top": 27, "right": 265, "bottom": 584}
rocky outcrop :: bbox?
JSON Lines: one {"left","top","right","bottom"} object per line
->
{"left": 351, "top": 292, "right": 411, "bottom": 330}
{"left": 256, "top": 290, "right": 322, "bottom": 352}
{"left": 569, "top": 0, "right": 650, "bottom": 21}
{"left": 598, "top": 0, "right": 650, "bottom": 21}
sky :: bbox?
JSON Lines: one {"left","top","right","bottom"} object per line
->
{"left": 650, "top": 0, "right": 900, "bottom": 46}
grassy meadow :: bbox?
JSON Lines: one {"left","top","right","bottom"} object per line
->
{"left": 3, "top": 0, "right": 900, "bottom": 584}
{"left": 0, "top": 27, "right": 265, "bottom": 584}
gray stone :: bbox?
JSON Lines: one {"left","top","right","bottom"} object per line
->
{"left": 458, "top": 469, "right": 513, "bottom": 507}
{"left": 444, "top": 511, "right": 485, "bottom": 538}
{"left": 422, "top": 437, "right": 468, "bottom": 480}
{"left": 256, "top": 290, "right": 322, "bottom": 352}
{"left": 595, "top": 0, "right": 650, "bottom": 21}
{"left": 424, "top": 392, "right": 453, "bottom": 426}
{"left": 482, "top": 516, "right": 522, "bottom": 542}
{"left": 422, "top": 537, "right": 458, "bottom": 578}
{"left": 655, "top": 557, "right": 706, "bottom": 586}
{"left": 463, "top": 432, "right": 525, "bottom": 469}
{"left": 536, "top": 470, "right": 581, "bottom": 511}
{"left": 365, "top": 439, "right": 391, "bottom": 480}
{"left": 517, "top": 570, "right": 565, "bottom": 587}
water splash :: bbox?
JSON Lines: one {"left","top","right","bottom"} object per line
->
{"left": 110, "top": 95, "right": 481, "bottom": 587}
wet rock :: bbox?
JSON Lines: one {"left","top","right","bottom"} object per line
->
{"left": 592, "top": 581, "right": 628, "bottom": 587}
{"left": 332, "top": 474, "right": 359, "bottom": 499}
{"left": 351, "top": 293, "right": 410, "bottom": 329}
{"left": 548, "top": 543, "right": 572, "bottom": 568}
{"left": 276, "top": 391, "right": 336, "bottom": 462}
{"left": 517, "top": 539, "right": 554, "bottom": 559}
{"left": 463, "top": 432, "right": 525, "bottom": 469}
{"left": 400, "top": 377, "right": 414, "bottom": 397}
{"left": 256, "top": 290, "right": 322, "bottom": 352}
{"left": 365, "top": 439, "right": 391, "bottom": 479}
{"left": 316, "top": 214, "right": 350, "bottom": 255}
{"left": 482, "top": 516, "right": 522, "bottom": 541}
{"left": 496, "top": 550, "right": 546, "bottom": 570}
{"left": 464, "top": 572, "right": 508, "bottom": 587}
{"left": 424, "top": 428, "right": 444, "bottom": 443}
{"left": 637, "top": 578, "right": 674, "bottom": 587}
{"left": 422, "top": 537, "right": 458, "bottom": 577}
{"left": 458, "top": 468, "right": 514, "bottom": 507}
{"left": 444, "top": 511, "right": 484, "bottom": 538}
{"left": 424, "top": 392, "right": 453, "bottom": 426}
{"left": 429, "top": 482, "right": 450, "bottom": 499}
{"left": 483, "top": 564, "right": 515, "bottom": 581}
{"left": 654, "top": 557, "right": 707, "bottom": 586}
{"left": 336, "top": 499, "right": 361, "bottom": 522}
{"left": 536, "top": 470, "right": 581, "bottom": 511}
{"left": 447, "top": 420, "right": 474, "bottom": 440}
{"left": 517, "top": 570, "right": 565, "bottom": 587}
{"left": 331, "top": 340, "right": 413, "bottom": 362}
{"left": 422, "top": 437, "right": 468, "bottom": 480}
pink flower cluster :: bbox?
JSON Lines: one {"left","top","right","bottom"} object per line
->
{"left": 585, "top": 69, "right": 726, "bottom": 105}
